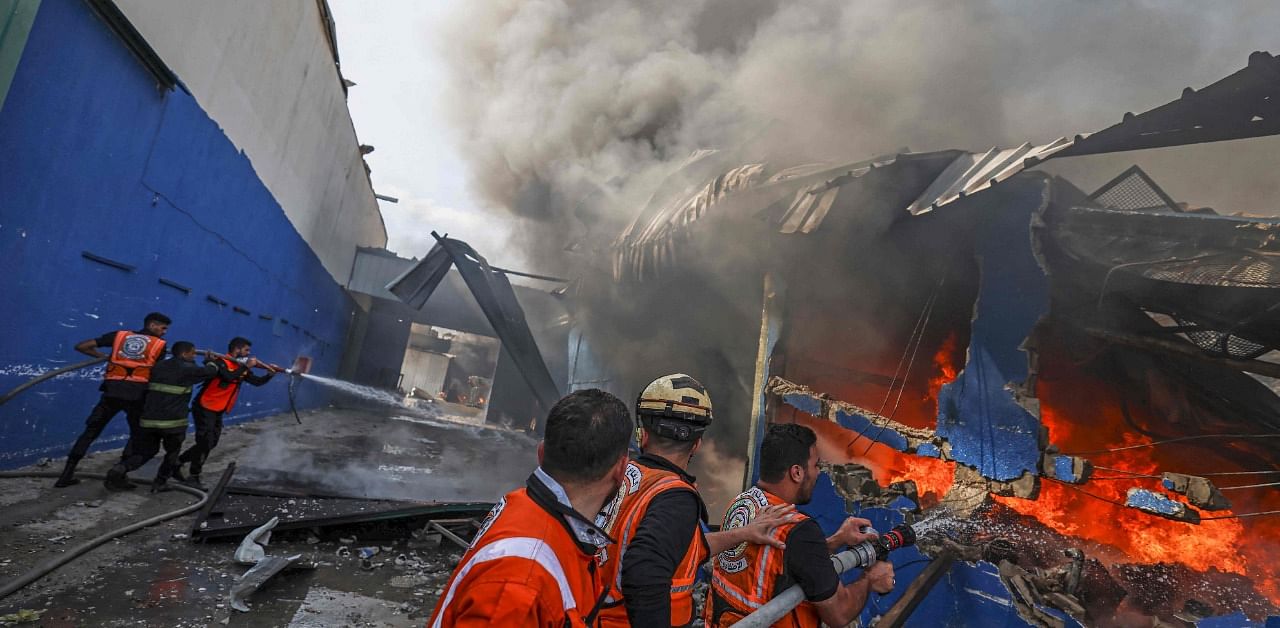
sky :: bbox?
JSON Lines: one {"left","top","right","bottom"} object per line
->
{"left": 328, "top": 0, "right": 533, "bottom": 269}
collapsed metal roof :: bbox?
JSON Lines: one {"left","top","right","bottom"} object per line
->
{"left": 612, "top": 51, "right": 1280, "bottom": 282}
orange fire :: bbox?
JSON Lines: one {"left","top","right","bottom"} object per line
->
{"left": 782, "top": 324, "right": 1280, "bottom": 606}
{"left": 1000, "top": 347, "right": 1280, "bottom": 605}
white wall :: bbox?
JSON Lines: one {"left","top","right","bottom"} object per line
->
{"left": 115, "top": 0, "right": 387, "bottom": 282}
{"left": 400, "top": 348, "right": 450, "bottom": 397}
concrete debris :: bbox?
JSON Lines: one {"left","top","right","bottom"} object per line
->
{"left": 1124, "top": 488, "right": 1201, "bottom": 524}
{"left": 768, "top": 376, "right": 941, "bottom": 452}
{"left": 825, "top": 463, "right": 921, "bottom": 511}
{"left": 229, "top": 553, "right": 302, "bottom": 612}
{"left": 1040, "top": 453, "right": 1092, "bottom": 484}
{"left": 233, "top": 516, "right": 280, "bottom": 565}
{"left": 1160, "top": 473, "right": 1232, "bottom": 511}
{"left": 997, "top": 560, "right": 1068, "bottom": 628}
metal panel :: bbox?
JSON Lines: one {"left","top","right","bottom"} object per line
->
{"left": 905, "top": 139, "right": 1075, "bottom": 216}
{"left": 388, "top": 234, "right": 563, "bottom": 429}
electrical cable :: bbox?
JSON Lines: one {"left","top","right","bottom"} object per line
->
{"left": 1217, "top": 481, "right": 1280, "bottom": 491}
{"left": 0, "top": 471, "right": 208, "bottom": 599}
{"left": 1045, "top": 477, "right": 1280, "bottom": 520}
{"left": 1062, "top": 433, "right": 1280, "bottom": 456}
{"left": 1092, "top": 465, "right": 1159, "bottom": 478}
{"left": 860, "top": 278, "right": 943, "bottom": 457}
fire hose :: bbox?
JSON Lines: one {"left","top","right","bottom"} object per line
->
{"left": 733, "top": 524, "right": 918, "bottom": 628}
{"left": 0, "top": 351, "right": 285, "bottom": 406}
{"left": 0, "top": 471, "right": 207, "bottom": 599}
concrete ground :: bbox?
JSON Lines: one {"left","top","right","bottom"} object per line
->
{"left": 0, "top": 404, "right": 538, "bottom": 626}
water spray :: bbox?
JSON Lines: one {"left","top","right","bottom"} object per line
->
{"left": 733, "top": 522, "right": 921, "bottom": 628}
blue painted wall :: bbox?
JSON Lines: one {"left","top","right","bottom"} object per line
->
{"left": 0, "top": 0, "right": 355, "bottom": 466}
{"left": 935, "top": 180, "right": 1049, "bottom": 482}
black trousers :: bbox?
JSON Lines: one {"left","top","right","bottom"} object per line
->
{"left": 120, "top": 426, "right": 186, "bottom": 481}
{"left": 68, "top": 395, "right": 142, "bottom": 460}
{"left": 178, "top": 405, "right": 223, "bottom": 476}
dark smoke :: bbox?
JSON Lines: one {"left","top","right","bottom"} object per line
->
{"left": 439, "top": 0, "right": 1280, "bottom": 265}
{"left": 434, "top": 0, "right": 1280, "bottom": 513}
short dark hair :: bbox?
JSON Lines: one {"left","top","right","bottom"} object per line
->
{"left": 170, "top": 341, "right": 196, "bottom": 356}
{"left": 144, "top": 312, "right": 171, "bottom": 326}
{"left": 228, "top": 337, "right": 252, "bottom": 352}
{"left": 758, "top": 423, "right": 817, "bottom": 483}
{"left": 541, "top": 389, "right": 632, "bottom": 484}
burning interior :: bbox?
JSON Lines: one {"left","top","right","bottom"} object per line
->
{"left": 565, "top": 53, "right": 1280, "bottom": 626}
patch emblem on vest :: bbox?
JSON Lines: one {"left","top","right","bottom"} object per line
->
{"left": 624, "top": 462, "right": 643, "bottom": 494}
{"left": 119, "top": 334, "right": 150, "bottom": 360}
{"left": 716, "top": 487, "right": 769, "bottom": 574}
{"left": 471, "top": 497, "right": 505, "bottom": 548}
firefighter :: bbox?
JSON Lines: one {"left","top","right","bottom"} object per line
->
{"left": 54, "top": 312, "right": 170, "bottom": 488}
{"left": 705, "top": 423, "right": 895, "bottom": 628}
{"left": 175, "top": 336, "right": 278, "bottom": 489}
{"left": 598, "top": 374, "right": 793, "bottom": 628}
{"left": 428, "top": 389, "right": 633, "bottom": 627}
{"left": 104, "top": 341, "right": 220, "bottom": 492}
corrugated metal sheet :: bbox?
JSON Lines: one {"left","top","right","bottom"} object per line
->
{"left": 905, "top": 138, "right": 1075, "bottom": 216}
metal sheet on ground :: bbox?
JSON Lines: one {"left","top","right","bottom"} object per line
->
{"left": 192, "top": 493, "right": 492, "bottom": 539}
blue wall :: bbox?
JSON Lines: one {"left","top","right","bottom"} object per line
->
{"left": 0, "top": 0, "right": 355, "bottom": 466}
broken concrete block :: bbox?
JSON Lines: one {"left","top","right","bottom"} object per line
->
{"left": 1040, "top": 454, "right": 1092, "bottom": 484}
{"left": 1124, "top": 488, "right": 1200, "bottom": 524}
{"left": 1160, "top": 473, "right": 1231, "bottom": 511}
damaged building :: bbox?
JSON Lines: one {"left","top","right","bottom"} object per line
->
{"left": 564, "top": 51, "right": 1280, "bottom": 626}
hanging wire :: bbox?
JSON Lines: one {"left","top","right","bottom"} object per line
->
{"left": 859, "top": 280, "right": 942, "bottom": 457}
{"left": 1202, "top": 510, "right": 1280, "bottom": 520}
{"left": 1062, "top": 433, "right": 1280, "bottom": 456}
{"left": 1045, "top": 478, "right": 1280, "bottom": 520}
{"left": 1092, "top": 465, "right": 1160, "bottom": 478}
{"left": 849, "top": 278, "right": 937, "bottom": 452}
{"left": 1218, "top": 481, "right": 1280, "bottom": 491}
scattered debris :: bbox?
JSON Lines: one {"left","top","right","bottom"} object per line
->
{"left": 1161, "top": 473, "right": 1231, "bottom": 511}
{"left": 357, "top": 547, "right": 380, "bottom": 559}
{"left": 233, "top": 516, "right": 280, "bottom": 565}
{"left": 229, "top": 554, "right": 303, "bottom": 612}
{"left": 1125, "top": 488, "right": 1201, "bottom": 524}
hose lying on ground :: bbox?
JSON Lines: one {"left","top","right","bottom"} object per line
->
{"left": 0, "top": 471, "right": 208, "bottom": 599}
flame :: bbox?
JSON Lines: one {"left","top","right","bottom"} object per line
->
{"left": 783, "top": 321, "right": 1280, "bottom": 607}
{"left": 1005, "top": 352, "right": 1280, "bottom": 606}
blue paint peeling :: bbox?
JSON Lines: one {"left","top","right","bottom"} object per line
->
{"left": 916, "top": 442, "right": 942, "bottom": 458}
{"left": 0, "top": 0, "right": 352, "bottom": 466}
{"left": 1125, "top": 488, "right": 1196, "bottom": 523}
{"left": 936, "top": 181, "right": 1048, "bottom": 481}
{"left": 781, "top": 392, "right": 823, "bottom": 417}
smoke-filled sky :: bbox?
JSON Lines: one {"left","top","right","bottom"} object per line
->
{"left": 335, "top": 0, "right": 1280, "bottom": 271}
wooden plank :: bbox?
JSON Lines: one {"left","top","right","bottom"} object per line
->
{"left": 878, "top": 554, "right": 955, "bottom": 628}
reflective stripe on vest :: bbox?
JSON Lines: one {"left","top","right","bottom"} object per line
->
{"left": 139, "top": 417, "right": 188, "bottom": 429}
{"left": 706, "top": 487, "right": 815, "bottom": 628}
{"left": 599, "top": 462, "right": 707, "bottom": 626}
{"left": 148, "top": 382, "right": 192, "bottom": 395}
{"left": 431, "top": 536, "right": 575, "bottom": 628}
{"left": 104, "top": 332, "right": 165, "bottom": 384}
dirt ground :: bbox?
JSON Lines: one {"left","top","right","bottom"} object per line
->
{"left": 0, "top": 404, "right": 538, "bottom": 627}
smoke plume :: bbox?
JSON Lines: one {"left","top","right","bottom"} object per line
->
{"left": 438, "top": 0, "right": 1280, "bottom": 264}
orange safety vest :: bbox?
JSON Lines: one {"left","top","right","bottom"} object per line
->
{"left": 597, "top": 461, "right": 708, "bottom": 627}
{"left": 197, "top": 357, "right": 244, "bottom": 413}
{"left": 104, "top": 331, "right": 165, "bottom": 384}
{"left": 429, "top": 487, "right": 607, "bottom": 628}
{"left": 705, "top": 487, "right": 817, "bottom": 628}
